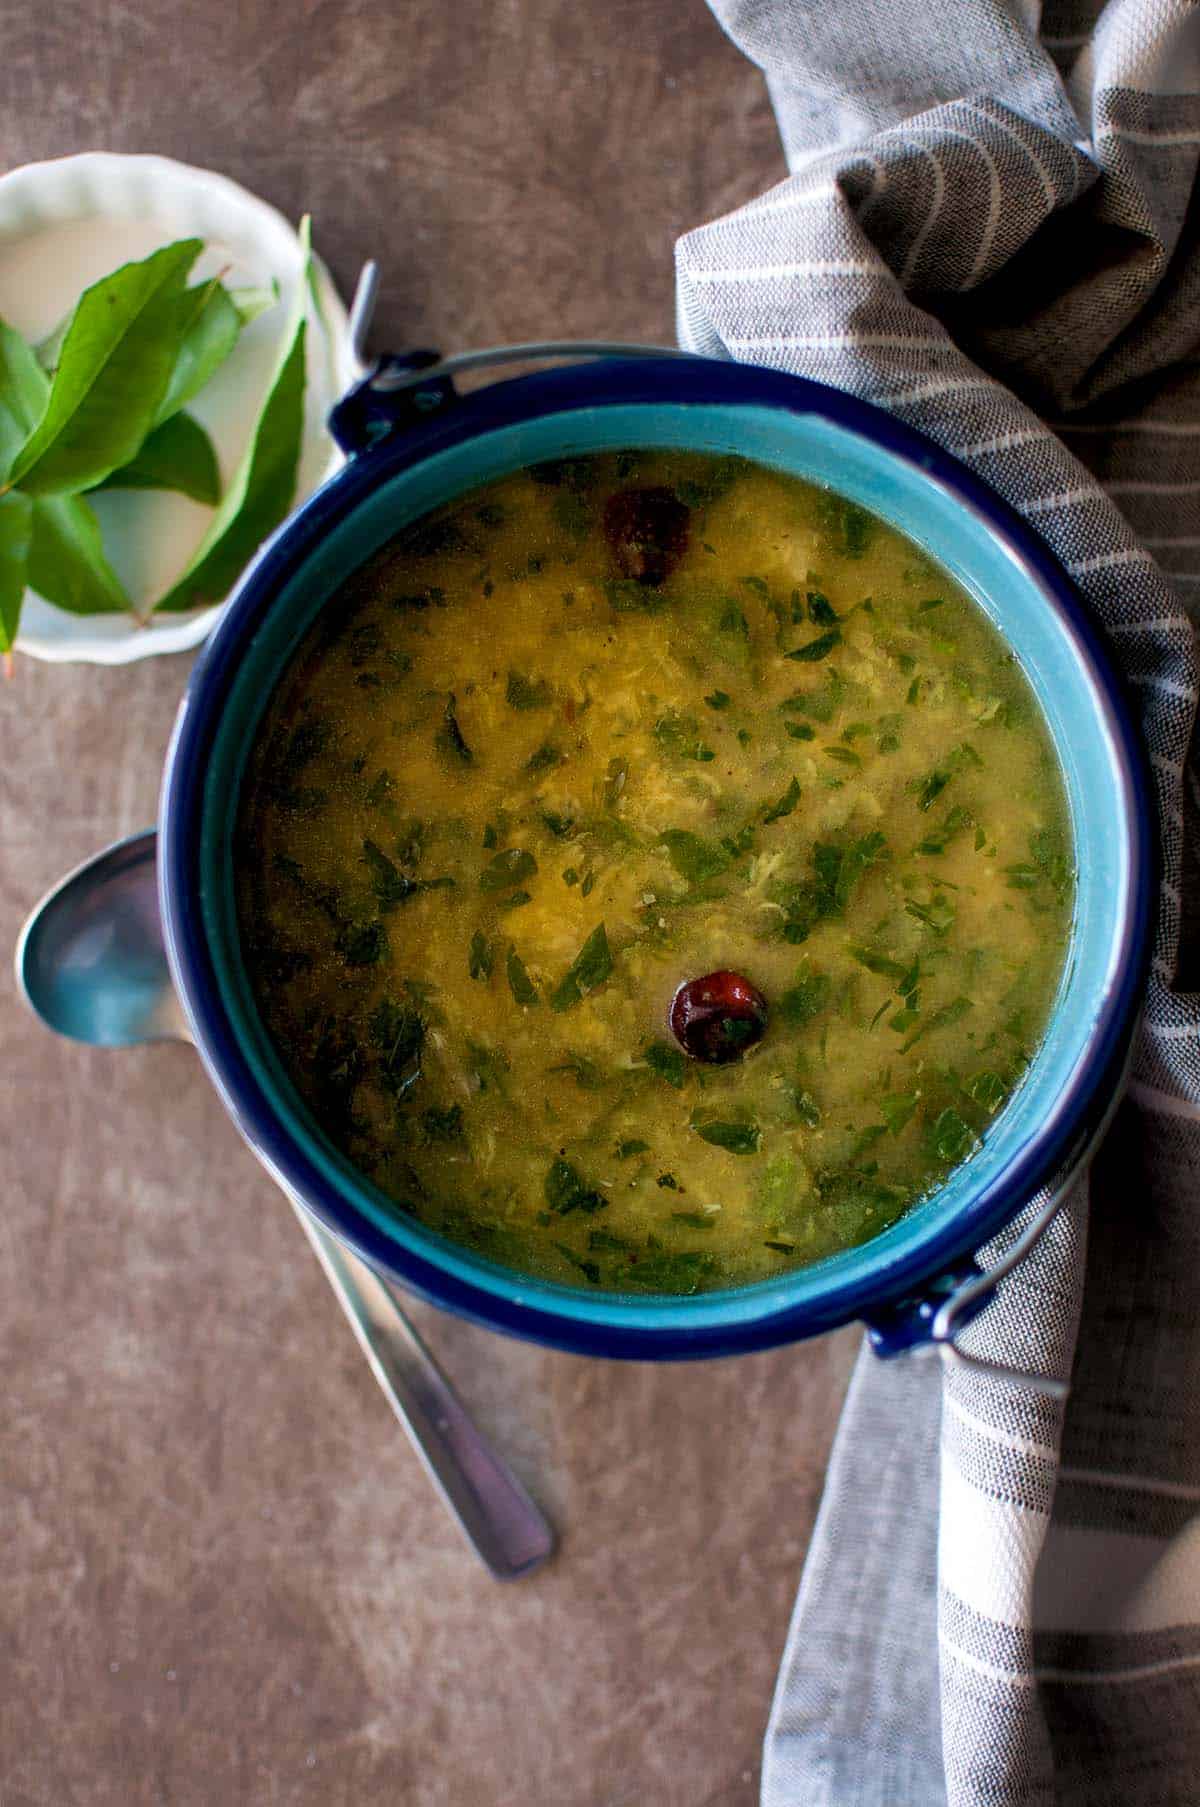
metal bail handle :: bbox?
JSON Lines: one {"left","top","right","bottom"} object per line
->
{"left": 328, "top": 261, "right": 694, "bottom": 458}
{"left": 866, "top": 1171, "right": 1078, "bottom": 1401}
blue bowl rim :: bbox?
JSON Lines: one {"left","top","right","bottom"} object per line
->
{"left": 159, "top": 354, "right": 1154, "bottom": 1360}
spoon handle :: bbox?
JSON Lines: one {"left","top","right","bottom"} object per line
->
{"left": 292, "top": 1203, "right": 555, "bottom": 1579}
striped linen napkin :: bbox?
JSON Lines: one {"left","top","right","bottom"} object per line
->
{"left": 675, "top": 3, "right": 1200, "bottom": 1802}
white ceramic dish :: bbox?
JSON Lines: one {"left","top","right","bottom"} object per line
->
{"left": 0, "top": 152, "right": 360, "bottom": 663}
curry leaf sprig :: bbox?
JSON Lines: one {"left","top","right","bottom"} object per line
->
{"left": 0, "top": 219, "right": 315, "bottom": 661}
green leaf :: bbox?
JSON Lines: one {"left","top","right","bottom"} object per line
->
{"left": 505, "top": 670, "right": 552, "bottom": 710}
{"left": 436, "top": 693, "right": 473, "bottom": 765}
{"left": 928, "top": 1107, "right": 976, "bottom": 1164}
{"left": 643, "top": 1041, "right": 687, "bottom": 1088}
{"left": 0, "top": 321, "right": 128, "bottom": 622}
{"left": 29, "top": 495, "right": 128, "bottom": 615}
{"left": 544, "top": 1158, "right": 605, "bottom": 1216}
{"left": 0, "top": 490, "right": 32, "bottom": 652}
{"left": 369, "top": 998, "right": 425, "bottom": 1096}
{"left": 787, "top": 629, "right": 840, "bottom": 663}
{"left": 525, "top": 742, "right": 560, "bottom": 774}
{"left": 848, "top": 944, "right": 908, "bottom": 981}
{"left": 468, "top": 931, "right": 495, "bottom": 981}
{"left": 480, "top": 848, "right": 537, "bottom": 892}
{"left": 505, "top": 946, "right": 538, "bottom": 1006}
{"left": 626, "top": 1249, "right": 717, "bottom": 1293}
{"left": 901, "top": 994, "right": 973, "bottom": 1053}
{"left": 0, "top": 318, "right": 49, "bottom": 471}
{"left": 421, "top": 1104, "right": 464, "bottom": 1143}
{"left": 653, "top": 711, "right": 715, "bottom": 761}
{"left": 778, "top": 971, "right": 832, "bottom": 1027}
{"left": 154, "top": 221, "right": 310, "bottom": 612}
{"left": 691, "top": 1116, "right": 762, "bottom": 1155}
{"left": 554, "top": 1242, "right": 602, "bottom": 1285}
{"left": 617, "top": 1139, "right": 650, "bottom": 1158}
{"left": 7, "top": 238, "right": 202, "bottom": 495}
{"left": 834, "top": 831, "right": 887, "bottom": 908}
{"left": 880, "top": 1092, "right": 918, "bottom": 1136}
{"left": 154, "top": 279, "right": 243, "bottom": 425}
{"left": 905, "top": 894, "right": 956, "bottom": 934}
{"left": 963, "top": 1070, "right": 1006, "bottom": 1114}
{"left": 659, "top": 829, "right": 731, "bottom": 885}
{"left": 763, "top": 775, "right": 801, "bottom": 824}
{"left": 550, "top": 923, "right": 613, "bottom": 1012}
{"left": 362, "top": 839, "right": 418, "bottom": 910}
{"left": 97, "top": 411, "right": 220, "bottom": 504}
{"left": 337, "top": 919, "right": 387, "bottom": 967}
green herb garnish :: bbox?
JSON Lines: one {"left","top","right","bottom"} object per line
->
{"left": 691, "top": 1116, "right": 762, "bottom": 1155}
{"left": 480, "top": 848, "right": 537, "bottom": 891}
{"left": 369, "top": 998, "right": 425, "bottom": 1096}
{"left": 362, "top": 839, "right": 451, "bottom": 910}
{"left": 468, "top": 931, "right": 495, "bottom": 981}
{"left": 437, "top": 694, "right": 474, "bottom": 765}
{"left": 659, "top": 829, "right": 731, "bottom": 884}
{"left": 505, "top": 946, "right": 538, "bottom": 1006}
{"left": 550, "top": 923, "right": 614, "bottom": 1012}
{"left": 654, "top": 712, "right": 715, "bottom": 761}
{"left": 763, "top": 775, "right": 801, "bottom": 824}
{"left": 626, "top": 1250, "right": 717, "bottom": 1293}
{"left": 928, "top": 1108, "right": 976, "bottom": 1163}
{"left": 544, "top": 1158, "right": 606, "bottom": 1216}
{"left": 787, "top": 629, "right": 841, "bottom": 662}
{"left": 643, "top": 1041, "right": 687, "bottom": 1088}
{"left": 525, "top": 742, "right": 561, "bottom": 775}
{"left": 963, "top": 1070, "right": 1006, "bottom": 1113}
{"left": 506, "top": 671, "right": 552, "bottom": 710}
{"left": 778, "top": 970, "right": 832, "bottom": 1027}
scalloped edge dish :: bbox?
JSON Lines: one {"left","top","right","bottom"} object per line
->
{"left": 0, "top": 152, "right": 359, "bottom": 663}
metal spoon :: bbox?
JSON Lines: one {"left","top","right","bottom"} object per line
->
{"left": 15, "top": 831, "right": 555, "bottom": 1580}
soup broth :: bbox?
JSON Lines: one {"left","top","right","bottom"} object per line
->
{"left": 236, "top": 451, "right": 1073, "bottom": 1294}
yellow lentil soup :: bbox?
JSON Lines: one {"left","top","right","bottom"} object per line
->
{"left": 236, "top": 451, "right": 1073, "bottom": 1295}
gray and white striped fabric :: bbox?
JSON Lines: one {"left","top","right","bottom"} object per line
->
{"left": 675, "top": 3, "right": 1200, "bottom": 1802}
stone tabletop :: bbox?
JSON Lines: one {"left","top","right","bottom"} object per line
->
{"left": 0, "top": 6, "right": 857, "bottom": 1802}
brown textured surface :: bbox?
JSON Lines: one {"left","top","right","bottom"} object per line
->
{"left": 0, "top": 7, "right": 858, "bottom": 1803}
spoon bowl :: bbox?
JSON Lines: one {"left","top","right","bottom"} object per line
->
{"left": 16, "top": 831, "right": 186, "bottom": 1045}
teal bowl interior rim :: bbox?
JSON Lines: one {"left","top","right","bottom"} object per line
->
{"left": 176, "top": 387, "right": 1145, "bottom": 1341}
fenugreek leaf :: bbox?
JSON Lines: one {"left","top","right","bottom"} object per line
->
{"left": 763, "top": 775, "right": 801, "bottom": 825}
{"left": 550, "top": 922, "right": 613, "bottom": 1012}
{"left": 505, "top": 946, "right": 538, "bottom": 1006}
